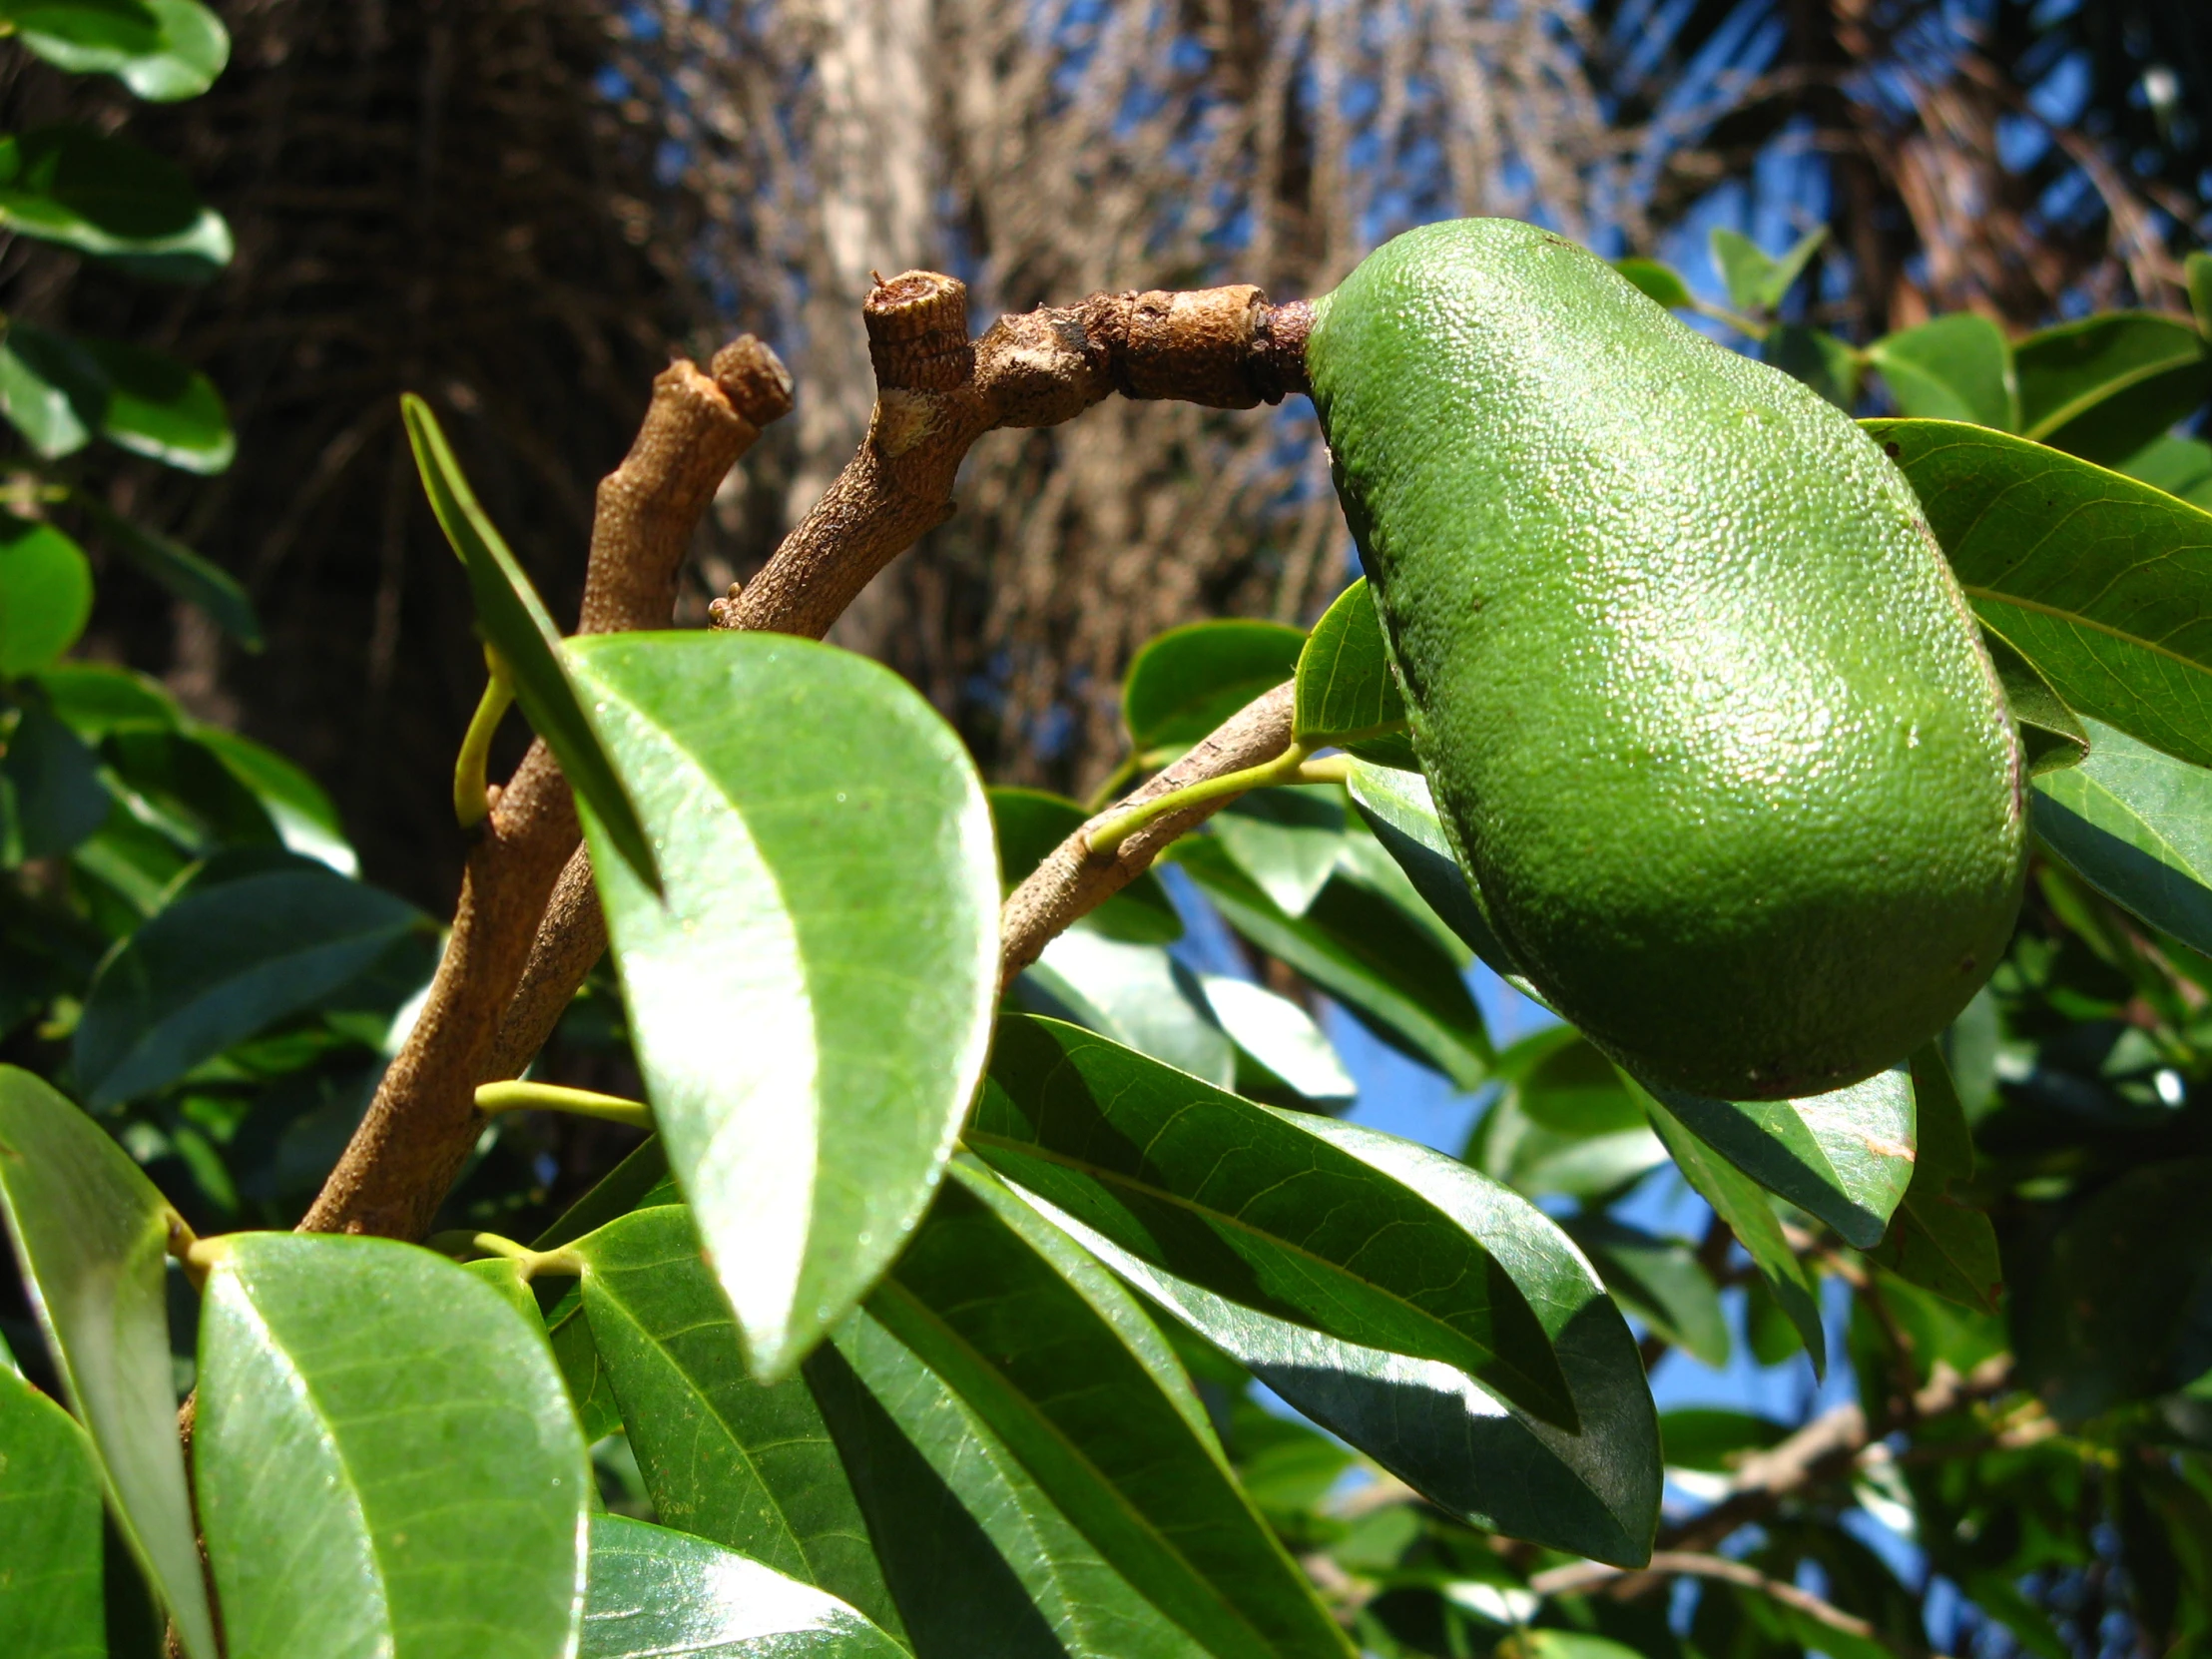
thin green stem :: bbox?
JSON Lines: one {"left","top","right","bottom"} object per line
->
{"left": 474, "top": 1079, "right": 653, "bottom": 1128}
{"left": 1688, "top": 298, "right": 1772, "bottom": 340}
{"left": 424, "top": 1230, "right": 584, "bottom": 1281}
{"left": 1086, "top": 740, "right": 1315, "bottom": 856}
{"left": 452, "top": 645, "right": 515, "bottom": 829}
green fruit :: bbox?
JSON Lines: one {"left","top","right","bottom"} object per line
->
{"left": 1307, "top": 220, "right": 2025, "bottom": 1100}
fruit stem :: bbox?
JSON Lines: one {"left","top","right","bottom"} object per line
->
{"left": 452, "top": 643, "right": 514, "bottom": 829}
{"left": 474, "top": 1079, "right": 653, "bottom": 1129}
{"left": 1086, "top": 740, "right": 1343, "bottom": 855}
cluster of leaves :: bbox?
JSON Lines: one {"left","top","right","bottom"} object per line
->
{"left": 10, "top": 217, "right": 2212, "bottom": 1658}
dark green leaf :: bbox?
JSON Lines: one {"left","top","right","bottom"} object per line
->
{"left": 1867, "top": 313, "right": 2017, "bottom": 430}
{"left": 1122, "top": 620, "right": 1304, "bottom": 754}
{"left": 1018, "top": 931, "right": 1236, "bottom": 1089}
{"left": 1293, "top": 579, "right": 1412, "bottom": 765}
{"left": 869, "top": 1162, "right": 1352, "bottom": 1659}
{"left": 970, "top": 1014, "right": 1575, "bottom": 1426}
{"left": 74, "top": 848, "right": 426, "bottom": 1106}
{"left": 1, "top": 0, "right": 230, "bottom": 101}
{"left": 808, "top": 1308, "right": 1211, "bottom": 1659}
{"left": 1175, "top": 834, "right": 1491, "bottom": 1090}
{"left": 401, "top": 394, "right": 658, "bottom": 891}
{"left": 571, "top": 1206, "right": 903, "bottom": 1636}
{"left": 71, "top": 487, "right": 259, "bottom": 648}
{"left": 1613, "top": 257, "right": 1691, "bottom": 309}
{"left": 1042, "top": 1117, "right": 1660, "bottom": 1566}
{"left": 189, "top": 726, "right": 354, "bottom": 873}
{"left": 2032, "top": 717, "right": 2212, "bottom": 958}
{"left": 1637, "top": 1087, "right": 1825, "bottom": 1375}
{"left": 989, "top": 786, "right": 1180, "bottom": 943}
{"left": 580, "top": 1514, "right": 904, "bottom": 1659}
{"left": 1640, "top": 1067, "right": 1916, "bottom": 1250}
{"left": 0, "top": 127, "right": 229, "bottom": 274}
{"left": 195, "top": 1233, "right": 589, "bottom": 1659}
{"left": 2013, "top": 311, "right": 2211, "bottom": 464}
{"left": 1761, "top": 325, "right": 1860, "bottom": 409}
{"left": 1980, "top": 623, "right": 2087, "bottom": 776}
{"left": 2191, "top": 253, "right": 2212, "bottom": 339}
{"left": 1869, "top": 1046, "right": 2000, "bottom": 1311}
{"left": 1656, "top": 1407, "right": 1788, "bottom": 1472}
{"left": 1212, "top": 787, "right": 1348, "bottom": 917}
{"left": 74, "top": 335, "right": 233, "bottom": 472}
{"left": 1709, "top": 226, "right": 1823, "bottom": 314}
{"left": 1342, "top": 758, "right": 1528, "bottom": 987}
{"left": 1566, "top": 1217, "right": 1730, "bottom": 1369}
{"left": 0, "top": 514, "right": 91, "bottom": 677}
{"left": 0, "top": 1362, "right": 105, "bottom": 1657}
{"left": 1866, "top": 418, "right": 2212, "bottom": 767}
{"left": 531, "top": 1137, "right": 672, "bottom": 1251}
{"left": 567, "top": 631, "right": 996, "bottom": 1382}
{"left": 0, "top": 320, "right": 103, "bottom": 457}
{"left": 1464, "top": 1026, "right": 1666, "bottom": 1202}
{"left": 32, "top": 661, "right": 178, "bottom": 738}
{"left": 3, "top": 695, "right": 109, "bottom": 860}
{"left": 0, "top": 1067, "right": 215, "bottom": 1657}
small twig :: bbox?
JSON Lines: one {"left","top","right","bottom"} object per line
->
{"left": 474, "top": 1079, "right": 652, "bottom": 1128}
{"left": 1530, "top": 1551, "right": 1930, "bottom": 1656}
{"left": 298, "top": 339, "right": 793, "bottom": 1241}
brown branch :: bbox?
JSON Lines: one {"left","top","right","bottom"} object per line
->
{"left": 298, "top": 340, "right": 793, "bottom": 1240}
{"left": 1530, "top": 1552, "right": 1927, "bottom": 1657}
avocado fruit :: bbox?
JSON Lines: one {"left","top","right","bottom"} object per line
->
{"left": 1306, "top": 219, "right": 2025, "bottom": 1100}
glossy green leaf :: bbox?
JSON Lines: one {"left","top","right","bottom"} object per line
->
{"left": 1567, "top": 1218, "right": 1729, "bottom": 1369}
{"left": 1657, "top": 1406, "right": 1789, "bottom": 1471}
{"left": 0, "top": 514, "right": 91, "bottom": 677}
{"left": 191, "top": 726, "right": 355, "bottom": 874}
{"left": 567, "top": 631, "right": 996, "bottom": 1382}
{"left": 808, "top": 1307, "right": 1211, "bottom": 1659}
{"left": 70, "top": 487, "right": 259, "bottom": 648}
{"left": 1, "top": 0, "right": 230, "bottom": 101}
{"left": 1867, "top": 313, "right": 2016, "bottom": 430}
{"left": 400, "top": 394, "right": 658, "bottom": 891}
{"left": 2014, "top": 311, "right": 2211, "bottom": 463}
{"left": 0, "top": 321, "right": 102, "bottom": 457}
{"left": 1020, "top": 930, "right": 1236, "bottom": 1089}
{"left": 75, "top": 848, "right": 425, "bottom": 1106}
{"left": 1174, "top": 833, "right": 1491, "bottom": 1089}
{"left": 581, "top": 1514, "right": 903, "bottom": 1659}
{"left": 1867, "top": 418, "right": 2212, "bottom": 768}
{"left": 1981, "top": 622, "right": 2087, "bottom": 776}
{"left": 970, "top": 1014, "right": 1574, "bottom": 1426}
{"left": 74, "top": 335, "right": 233, "bottom": 472}
{"left": 1761, "top": 324, "right": 1860, "bottom": 409}
{"left": 33, "top": 661, "right": 178, "bottom": 738}
{"left": 1640, "top": 1067, "right": 1916, "bottom": 1250}
{"left": 1122, "top": 620, "right": 1304, "bottom": 753}
{"left": 1709, "top": 225, "right": 1824, "bottom": 314}
{"left": 196, "top": 1232, "right": 588, "bottom": 1659}
{"left": 870, "top": 1162, "right": 1352, "bottom": 1659}
{"left": 1870, "top": 1045, "right": 2000, "bottom": 1311}
{"left": 571, "top": 1206, "right": 903, "bottom": 1636}
{"left": 1612, "top": 257, "right": 1691, "bottom": 309}
{"left": 0, "top": 1067, "right": 215, "bottom": 1658}
{"left": 0, "top": 127, "right": 229, "bottom": 274}
{"left": 3, "top": 695, "right": 108, "bottom": 860}
{"left": 1211, "top": 787, "right": 1348, "bottom": 917}
{"left": 532, "top": 1137, "right": 673, "bottom": 1252}
{"left": 1464, "top": 1026, "right": 1667, "bottom": 1202}
{"left": 1637, "top": 1086, "right": 1825, "bottom": 1375}
{"left": 1341, "top": 758, "right": 1529, "bottom": 986}
{"left": 1293, "top": 579, "right": 1413, "bottom": 766}
{"left": 2117, "top": 432, "right": 2212, "bottom": 508}
{"left": 1197, "top": 974, "right": 1355, "bottom": 1104}
{"left": 1036, "top": 1118, "right": 1660, "bottom": 1565}
{"left": 0, "top": 1362, "right": 105, "bottom": 1658}
{"left": 2032, "top": 718, "right": 2212, "bottom": 957}
{"left": 988, "top": 786, "right": 1179, "bottom": 943}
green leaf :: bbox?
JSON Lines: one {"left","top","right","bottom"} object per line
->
{"left": 571, "top": 1206, "right": 903, "bottom": 1636}
{"left": 0, "top": 127, "right": 229, "bottom": 275}
{"left": 580, "top": 1514, "right": 904, "bottom": 1659}
{"left": 2115, "top": 433, "right": 2212, "bottom": 507}
{"left": 566, "top": 631, "right": 996, "bottom": 1382}
{"left": 33, "top": 660, "right": 178, "bottom": 738}
{"left": 1293, "top": 579, "right": 1413, "bottom": 765}
{"left": 1866, "top": 418, "right": 2212, "bottom": 768}
{"left": 1566, "top": 1218, "right": 1729, "bottom": 1369}
{"left": 0, "top": 1068, "right": 216, "bottom": 1658}
{"left": 0, "top": 320, "right": 103, "bottom": 456}
{"left": 2013, "top": 310, "right": 2211, "bottom": 464}
{"left": 1341, "top": 758, "right": 1529, "bottom": 985}
{"left": 1709, "top": 226, "right": 1824, "bottom": 314}
{"left": 0, "top": 1363, "right": 106, "bottom": 1658}
{"left": 189, "top": 726, "right": 355, "bottom": 874}
{"left": 1612, "top": 257, "right": 1692, "bottom": 309}
{"left": 1980, "top": 622, "right": 2087, "bottom": 776}
{"left": 1656, "top": 1406, "right": 1789, "bottom": 1471}
{"left": 1197, "top": 974, "right": 1355, "bottom": 1105}
{"left": 969, "top": 1014, "right": 1576, "bottom": 1427}
{"left": 2191, "top": 253, "right": 2212, "bottom": 339}
{"left": 1019, "top": 931, "right": 1236, "bottom": 1089}
{"left": 70, "top": 487, "right": 260, "bottom": 648}
{"left": 1122, "top": 620, "right": 1305, "bottom": 754}
{"left": 1867, "top": 313, "right": 2017, "bottom": 430}
{"left": 808, "top": 1308, "right": 1211, "bottom": 1658}
{"left": 869, "top": 1162, "right": 1353, "bottom": 1659}
{"left": 73, "top": 335, "right": 233, "bottom": 472}
{"left": 988, "top": 786, "right": 1180, "bottom": 943}
{"left": 195, "top": 1233, "right": 589, "bottom": 1659}
{"left": 400, "top": 394, "right": 658, "bottom": 891}
{"left": 3, "top": 695, "right": 109, "bottom": 861}
{"left": 1639, "top": 1068, "right": 1917, "bottom": 1250}
{"left": 1, "top": 0, "right": 230, "bottom": 101}
{"left": 1040, "top": 1118, "right": 1660, "bottom": 1565}
{"left": 1636, "top": 1086, "right": 1825, "bottom": 1375}
{"left": 1761, "top": 325, "right": 1861, "bottom": 409}
{"left": 1463, "top": 1027, "right": 1666, "bottom": 1202}
{"left": 1869, "top": 1045, "right": 2000, "bottom": 1311}
{"left": 0, "top": 514, "right": 91, "bottom": 677}
{"left": 74, "top": 848, "right": 426, "bottom": 1106}
{"left": 1212, "top": 787, "right": 1348, "bottom": 917}
{"left": 1174, "top": 833, "right": 1491, "bottom": 1090}
{"left": 2031, "top": 717, "right": 2212, "bottom": 958}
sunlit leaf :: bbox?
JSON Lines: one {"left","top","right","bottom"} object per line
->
{"left": 0, "top": 0, "right": 229, "bottom": 101}
{"left": 1211, "top": 787, "right": 1348, "bottom": 917}
{"left": 0, "top": 515, "right": 92, "bottom": 678}
{"left": 1196, "top": 974, "right": 1355, "bottom": 1105}
{"left": 1709, "top": 225, "right": 1824, "bottom": 313}
{"left": 0, "top": 126, "right": 229, "bottom": 276}
{"left": 1122, "top": 620, "right": 1304, "bottom": 754}
{"left": 1292, "top": 579, "right": 1414, "bottom": 766}
{"left": 1613, "top": 257, "right": 1691, "bottom": 309}
{"left": 1980, "top": 622, "right": 2087, "bottom": 776}
{"left": 2013, "top": 310, "right": 2210, "bottom": 464}
{"left": 1869, "top": 1045, "right": 2001, "bottom": 1312}
{"left": 1867, "top": 313, "right": 2016, "bottom": 430}
{"left": 1018, "top": 931, "right": 1236, "bottom": 1089}
{"left": 2031, "top": 717, "right": 2212, "bottom": 958}
{"left": 0, "top": 1361, "right": 105, "bottom": 1658}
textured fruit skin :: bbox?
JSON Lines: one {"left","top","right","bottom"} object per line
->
{"left": 1308, "top": 219, "right": 2025, "bottom": 1100}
